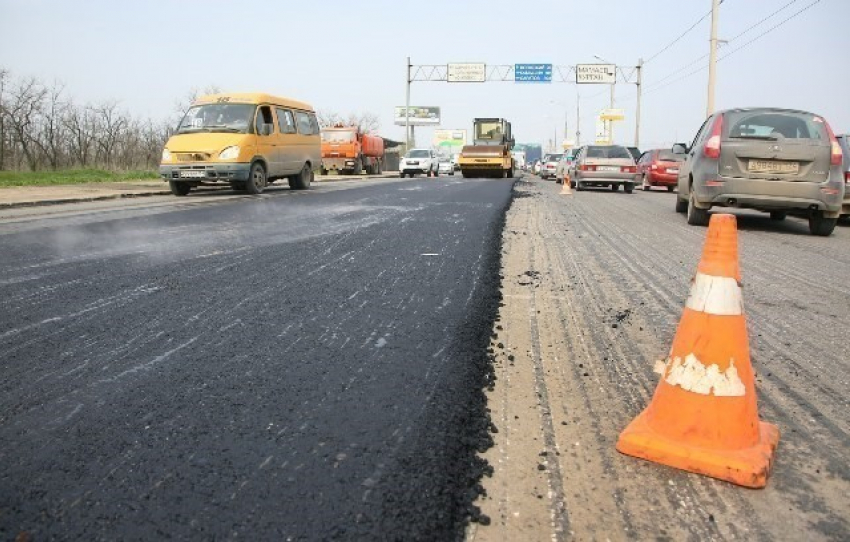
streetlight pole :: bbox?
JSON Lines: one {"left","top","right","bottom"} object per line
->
{"left": 635, "top": 58, "right": 643, "bottom": 148}
{"left": 609, "top": 78, "right": 615, "bottom": 144}
{"left": 405, "top": 56, "right": 411, "bottom": 150}
{"left": 707, "top": 0, "right": 720, "bottom": 116}
{"left": 594, "top": 54, "right": 616, "bottom": 144}
{"left": 576, "top": 96, "right": 581, "bottom": 145}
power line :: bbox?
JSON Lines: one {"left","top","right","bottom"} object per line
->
{"left": 643, "top": 8, "right": 712, "bottom": 65}
{"left": 718, "top": 0, "right": 821, "bottom": 61}
{"left": 726, "top": 0, "right": 801, "bottom": 42}
{"left": 639, "top": 0, "right": 819, "bottom": 96}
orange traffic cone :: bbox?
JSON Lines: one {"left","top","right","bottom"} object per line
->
{"left": 560, "top": 174, "right": 573, "bottom": 195}
{"left": 617, "top": 213, "right": 779, "bottom": 488}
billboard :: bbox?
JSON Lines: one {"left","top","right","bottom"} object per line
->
{"left": 433, "top": 129, "right": 467, "bottom": 147}
{"left": 576, "top": 64, "right": 616, "bottom": 84}
{"left": 395, "top": 106, "right": 441, "bottom": 126}
{"left": 448, "top": 63, "right": 486, "bottom": 83}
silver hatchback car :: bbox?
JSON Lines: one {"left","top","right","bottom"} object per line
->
{"left": 569, "top": 145, "right": 638, "bottom": 193}
{"left": 674, "top": 108, "right": 845, "bottom": 236}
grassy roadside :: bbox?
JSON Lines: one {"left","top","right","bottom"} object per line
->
{"left": 0, "top": 169, "right": 159, "bottom": 188}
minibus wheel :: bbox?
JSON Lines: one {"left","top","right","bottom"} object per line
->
{"left": 169, "top": 181, "right": 191, "bottom": 196}
{"left": 246, "top": 162, "right": 266, "bottom": 195}
{"left": 290, "top": 163, "right": 313, "bottom": 190}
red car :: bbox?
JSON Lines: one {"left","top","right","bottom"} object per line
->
{"left": 637, "top": 149, "right": 685, "bottom": 191}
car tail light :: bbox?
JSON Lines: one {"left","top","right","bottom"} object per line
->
{"left": 845, "top": 171, "right": 850, "bottom": 184}
{"left": 621, "top": 166, "right": 637, "bottom": 173}
{"left": 579, "top": 164, "right": 596, "bottom": 172}
{"left": 824, "top": 122, "right": 843, "bottom": 166}
{"left": 704, "top": 115, "right": 723, "bottom": 159}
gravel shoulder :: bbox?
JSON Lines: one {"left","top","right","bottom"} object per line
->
{"left": 470, "top": 176, "right": 850, "bottom": 541}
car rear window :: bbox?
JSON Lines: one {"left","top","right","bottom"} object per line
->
{"left": 544, "top": 154, "right": 563, "bottom": 162}
{"left": 586, "top": 146, "right": 632, "bottom": 159}
{"left": 657, "top": 150, "right": 684, "bottom": 162}
{"left": 725, "top": 111, "right": 827, "bottom": 141}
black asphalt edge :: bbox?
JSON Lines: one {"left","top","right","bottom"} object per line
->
{"left": 372, "top": 179, "right": 515, "bottom": 541}
{"left": 0, "top": 190, "right": 172, "bottom": 209}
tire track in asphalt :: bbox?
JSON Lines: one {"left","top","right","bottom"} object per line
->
{"left": 554, "top": 186, "right": 848, "bottom": 537}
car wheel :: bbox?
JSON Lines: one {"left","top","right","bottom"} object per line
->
{"left": 769, "top": 211, "right": 787, "bottom": 221}
{"left": 289, "top": 163, "right": 313, "bottom": 190}
{"left": 667, "top": 186, "right": 675, "bottom": 192}
{"left": 624, "top": 183, "right": 634, "bottom": 194}
{"left": 576, "top": 181, "right": 585, "bottom": 191}
{"left": 611, "top": 184, "right": 619, "bottom": 191}
{"left": 686, "top": 191, "right": 710, "bottom": 226}
{"left": 809, "top": 211, "right": 837, "bottom": 236}
{"left": 169, "top": 181, "right": 191, "bottom": 196}
{"left": 642, "top": 175, "right": 650, "bottom": 191}
{"left": 245, "top": 162, "right": 267, "bottom": 195}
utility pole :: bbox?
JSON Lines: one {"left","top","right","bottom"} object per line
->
{"left": 576, "top": 96, "right": 581, "bottom": 145}
{"left": 635, "top": 58, "right": 643, "bottom": 148}
{"left": 706, "top": 0, "right": 720, "bottom": 116}
{"left": 405, "top": 57, "right": 411, "bottom": 151}
{"left": 609, "top": 78, "right": 615, "bottom": 144}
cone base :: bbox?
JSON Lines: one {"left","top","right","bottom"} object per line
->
{"left": 616, "top": 409, "right": 780, "bottom": 489}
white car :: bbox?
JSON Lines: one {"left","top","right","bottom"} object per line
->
{"left": 539, "top": 153, "right": 563, "bottom": 179}
{"left": 438, "top": 161, "right": 454, "bottom": 175}
{"left": 399, "top": 149, "right": 438, "bottom": 178}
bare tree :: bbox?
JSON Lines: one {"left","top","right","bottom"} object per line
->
{"left": 317, "top": 111, "right": 381, "bottom": 133}
{"left": 94, "top": 101, "right": 128, "bottom": 169}
{"left": 31, "top": 81, "right": 68, "bottom": 169}
{"left": 0, "top": 69, "right": 210, "bottom": 172}
{"left": 64, "top": 102, "right": 97, "bottom": 167}
{"left": 0, "top": 69, "right": 8, "bottom": 170}
{"left": 3, "top": 76, "right": 47, "bottom": 171}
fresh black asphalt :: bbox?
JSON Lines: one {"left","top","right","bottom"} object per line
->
{"left": 0, "top": 177, "right": 513, "bottom": 540}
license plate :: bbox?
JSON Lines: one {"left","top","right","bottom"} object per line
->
{"left": 748, "top": 160, "right": 799, "bottom": 174}
{"left": 667, "top": 168, "right": 679, "bottom": 174}
{"left": 597, "top": 166, "right": 619, "bottom": 172}
{"left": 179, "top": 170, "right": 205, "bottom": 178}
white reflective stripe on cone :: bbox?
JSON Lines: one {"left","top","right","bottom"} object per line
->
{"left": 685, "top": 273, "right": 743, "bottom": 316}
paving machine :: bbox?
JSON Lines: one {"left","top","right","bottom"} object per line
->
{"left": 458, "top": 118, "right": 515, "bottom": 178}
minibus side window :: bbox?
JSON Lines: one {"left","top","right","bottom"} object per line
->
{"left": 277, "top": 108, "right": 296, "bottom": 134}
{"left": 295, "top": 111, "right": 315, "bottom": 135}
{"left": 255, "top": 106, "right": 274, "bottom": 135}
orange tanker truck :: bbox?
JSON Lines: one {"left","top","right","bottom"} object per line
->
{"left": 320, "top": 125, "right": 385, "bottom": 175}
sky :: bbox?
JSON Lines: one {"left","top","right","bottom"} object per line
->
{"left": 1, "top": 0, "right": 847, "bottom": 152}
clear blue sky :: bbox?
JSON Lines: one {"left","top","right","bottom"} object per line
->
{"left": 1, "top": 0, "right": 846, "bottom": 150}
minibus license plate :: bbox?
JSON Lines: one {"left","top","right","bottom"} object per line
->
{"left": 180, "top": 170, "right": 205, "bottom": 179}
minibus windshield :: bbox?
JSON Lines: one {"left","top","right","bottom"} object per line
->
{"left": 177, "top": 104, "right": 257, "bottom": 134}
